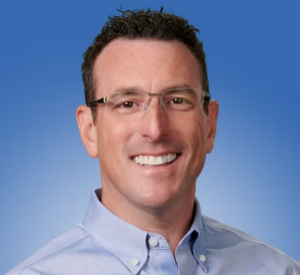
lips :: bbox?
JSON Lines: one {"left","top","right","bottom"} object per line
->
{"left": 132, "top": 153, "right": 178, "bottom": 166}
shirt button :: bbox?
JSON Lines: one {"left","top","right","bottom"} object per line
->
{"left": 149, "top": 237, "right": 158, "bottom": 246}
{"left": 131, "top": 259, "right": 139, "bottom": 266}
{"left": 199, "top": 254, "right": 206, "bottom": 262}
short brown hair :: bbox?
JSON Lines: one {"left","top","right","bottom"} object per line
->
{"left": 82, "top": 8, "right": 210, "bottom": 122}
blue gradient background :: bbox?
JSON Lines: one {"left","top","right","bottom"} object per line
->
{"left": 1, "top": 0, "right": 299, "bottom": 273}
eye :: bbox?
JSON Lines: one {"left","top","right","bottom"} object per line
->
{"left": 120, "top": 101, "right": 136, "bottom": 108}
{"left": 170, "top": 97, "right": 186, "bottom": 104}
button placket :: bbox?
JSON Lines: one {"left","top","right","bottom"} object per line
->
{"left": 148, "top": 237, "right": 158, "bottom": 247}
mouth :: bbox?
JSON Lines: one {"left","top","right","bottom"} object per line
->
{"left": 132, "top": 153, "right": 179, "bottom": 166}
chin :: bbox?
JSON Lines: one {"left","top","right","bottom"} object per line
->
{"left": 131, "top": 183, "right": 184, "bottom": 210}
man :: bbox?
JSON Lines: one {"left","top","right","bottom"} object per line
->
{"left": 8, "top": 8, "right": 300, "bottom": 275}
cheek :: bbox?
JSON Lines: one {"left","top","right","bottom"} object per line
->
{"left": 185, "top": 113, "right": 206, "bottom": 147}
{"left": 97, "top": 116, "right": 133, "bottom": 162}
{"left": 187, "top": 116, "right": 207, "bottom": 167}
{"left": 196, "top": 118, "right": 207, "bottom": 149}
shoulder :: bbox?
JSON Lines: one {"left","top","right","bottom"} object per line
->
{"left": 6, "top": 224, "right": 90, "bottom": 275}
{"left": 202, "top": 215, "right": 300, "bottom": 272}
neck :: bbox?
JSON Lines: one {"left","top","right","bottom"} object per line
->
{"left": 101, "top": 186, "right": 196, "bottom": 255}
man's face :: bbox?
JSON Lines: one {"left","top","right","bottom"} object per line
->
{"left": 90, "top": 38, "right": 217, "bottom": 210}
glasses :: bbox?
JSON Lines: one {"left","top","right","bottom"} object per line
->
{"left": 88, "top": 87, "right": 210, "bottom": 118}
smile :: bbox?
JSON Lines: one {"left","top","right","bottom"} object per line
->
{"left": 133, "top": 153, "right": 178, "bottom": 166}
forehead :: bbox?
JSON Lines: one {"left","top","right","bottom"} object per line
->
{"left": 93, "top": 38, "right": 202, "bottom": 96}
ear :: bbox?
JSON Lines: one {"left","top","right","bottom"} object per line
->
{"left": 206, "top": 100, "right": 219, "bottom": 154}
{"left": 76, "top": 105, "right": 98, "bottom": 158}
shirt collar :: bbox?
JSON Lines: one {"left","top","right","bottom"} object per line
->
{"left": 83, "top": 189, "right": 208, "bottom": 273}
{"left": 189, "top": 199, "right": 209, "bottom": 272}
{"left": 83, "top": 189, "right": 148, "bottom": 274}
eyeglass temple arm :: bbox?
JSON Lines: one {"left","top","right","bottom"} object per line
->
{"left": 203, "top": 91, "right": 210, "bottom": 101}
{"left": 87, "top": 98, "right": 105, "bottom": 107}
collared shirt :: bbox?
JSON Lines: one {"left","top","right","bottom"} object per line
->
{"left": 7, "top": 189, "right": 300, "bottom": 275}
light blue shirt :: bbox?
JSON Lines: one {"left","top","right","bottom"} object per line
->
{"left": 7, "top": 189, "right": 300, "bottom": 275}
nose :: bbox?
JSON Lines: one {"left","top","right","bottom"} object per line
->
{"left": 140, "top": 95, "right": 168, "bottom": 141}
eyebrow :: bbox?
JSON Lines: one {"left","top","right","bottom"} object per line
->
{"left": 112, "top": 83, "right": 198, "bottom": 93}
{"left": 112, "top": 87, "right": 143, "bottom": 93}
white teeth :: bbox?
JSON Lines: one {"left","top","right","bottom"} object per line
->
{"left": 144, "top": 156, "right": 148, "bottom": 164}
{"left": 149, "top": 156, "right": 155, "bottom": 165}
{"left": 140, "top": 156, "right": 144, "bottom": 165}
{"left": 133, "top": 153, "right": 177, "bottom": 166}
{"left": 156, "top": 156, "right": 163, "bottom": 165}
{"left": 167, "top": 154, "right": 172, "bottom": 163}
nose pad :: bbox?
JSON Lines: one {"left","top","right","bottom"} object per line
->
{"left": 143, "top": 94, "right": 152, "bottom": 110}
{"left": 159, "top": 95, "right": 166, "bottom": 110}
{"left": 143, "top": 93, "right": 166, "bottom": 110}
